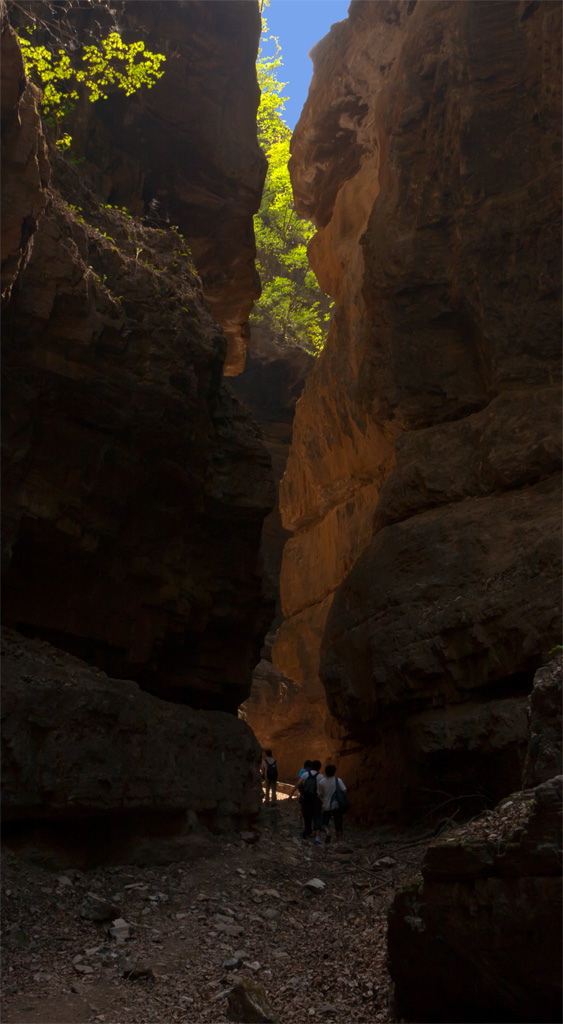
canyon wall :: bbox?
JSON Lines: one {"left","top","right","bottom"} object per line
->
{"left": 1, "top": 0, "right": 271, "bottom": 857}
{"left": 267, "top": 0, "right": 561, "bottom": 807}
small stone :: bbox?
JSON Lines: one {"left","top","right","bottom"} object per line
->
{"left": 303, "top": 878, "right": 325, "bottom": 891}
{"left": 6, "top": 924, "right": 30, "bottom": 948}
{"left": 239, "top": 831, "right": 259, "bottom": 845}
{"left": 374, "top": 856, "right": 396, "bottom": 868}
{"left": 108, "top": 918, "right": 134, "bottom": 942}
{"left": 243, "top": 960, "right": 261, "bottom": 972}
{"left": 263, "top": 909, "right": 279, "bottom": 920}
{"left": 33, "top": 973, "right": 53, "bottom": 983}
{"left": 80, "top": 893, "right": 121, "bottom": 922}
{"left": 227, "top": 978, "right": 277, "bottom": 1023}
{"left": 122, "top": 958, "right": 154, "bottom": 981}
{"left": 175, "top": 912, "right": 187, "bottom": 919}
{"left": 223, "top": 956, "right": 243, "bottom": 970}
{"left": 216, "top": 920, "right": 244, "bottom": 937}
{"left": 272, "top": 950, "right": 289, "bottom": 959}
{"left": 74, "top": 964, "right": 94, "bottom": 975}
{"left": 73, "top": 955, "right": 84, "bottom": 965}
{"left": 57, "top": 876, "right": 73, "bottom": 887}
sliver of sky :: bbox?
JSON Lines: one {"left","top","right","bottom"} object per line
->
{"left": 263, "top": 0, "right": 351, "bottom": 131}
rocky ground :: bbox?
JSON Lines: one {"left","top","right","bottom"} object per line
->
{"left": 1, "top": 792, "right": 435, "bottom": 1024}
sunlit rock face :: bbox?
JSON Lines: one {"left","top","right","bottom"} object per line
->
{"left": 272, "top": 0, "right": 562, "bottom": 810}
{"left": 1, "top": 3, "right": 274, "bottom": 713}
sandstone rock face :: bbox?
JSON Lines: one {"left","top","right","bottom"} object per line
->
{"left": 231, "top": 331, "right": 316, "bottom": 777}
{"left": 269, "top": 0, "right": 562, "bottom": 806}
{"left": 230, "top": 329, "right": 315, "bottom": 611}
{"left": 388, "top": 774, "right": 563, "bottom": 1022}
{"left": 1, "top": 630, "right": 262, "bottom": 866}
{"left": 9, "top": 0, "right": 266, "bottom": 374}
{"left": 1, "top": 1, "right": 49, "bottom": 301}
{"left": 1, "top": 10, "right": 274, "bottom": 711}
{"left": 523, "top": 656, "right": 562, "bottom": 787}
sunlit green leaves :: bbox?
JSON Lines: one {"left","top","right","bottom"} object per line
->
{"left": 18, "top": 28, "right": 166, "bottom": 147}
{"left": 252, "top": 17, "right": 331, "bottom": 355}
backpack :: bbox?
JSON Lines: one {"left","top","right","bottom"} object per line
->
{"left": 331, "top": 778, "right": 349, "bottom": 813}
{"left": 299, "top": 770, "right": 318, "bottom": 799}
{"left": 266, "top": 759, "right": 278, "bottom": 782}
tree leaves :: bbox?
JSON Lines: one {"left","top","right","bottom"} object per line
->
{"left": 252, "top": 18, "right": 331, "bottom": 355}
{"left": 18, "top": 29, "right": 166, "bottom": 149}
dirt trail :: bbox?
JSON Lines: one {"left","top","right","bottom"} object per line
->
{"left": 1, "top": 795, "right": 433, "bottom": 1024}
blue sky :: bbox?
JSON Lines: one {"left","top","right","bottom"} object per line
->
{"left": 263, "top": 0, "right": 350, "bottom": 130}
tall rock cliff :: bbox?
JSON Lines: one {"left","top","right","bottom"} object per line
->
{"left": 272, "top": 0, "right": 561, "bottom": 810}
{"left": 1, "top": 0, "right": 271, "bottom": 857}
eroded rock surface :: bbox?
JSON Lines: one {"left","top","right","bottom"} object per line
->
{"left": 269, "top": 0, "right": 562, "bottom": 804}
{"left": 388, "top": 656, "right": 562, "bottom": 1022}
{"left": 522, "top": 656, "right": 562, "bottom": 787}
{"left": 1, "top": 629, "right": 262, "bottom": 866}
{"left": 1, "top": 10, "right": 274, "bottom": 711}
{"left": 1, "top": 2, "right": 49, "bottom": 300}
{"left": 388, "top": 775, "right": 562, "bottom": 1023}
{"left": 7, "top": 0, "right": 266, "bottom": 372}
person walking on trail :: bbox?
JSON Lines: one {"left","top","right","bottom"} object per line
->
{"left": 260, "top": 749, "right": 278, "bottom": 805}
{"left": 291, "top": 759, "right": 324, "bottom": 843}
{"left": 318, "top": 764, "right": 348, "bottom": 842}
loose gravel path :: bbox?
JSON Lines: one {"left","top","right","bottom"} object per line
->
{"left": 2, "top": 795, "right": 434, "bottom": 1024}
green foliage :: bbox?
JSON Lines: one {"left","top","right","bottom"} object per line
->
{"left": 251, "top": 15, "right": 331, "bottom": 355}
{"left": 18, "top": 28, "right": 166, "bottom": 149}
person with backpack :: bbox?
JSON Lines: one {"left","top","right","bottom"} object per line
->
{"left": 290, "top": 759, "right": 324, "bottom": 842}
{"left": 317, "top": 764, "right": 348, "bottom": 842}
{"left": 260, "top": 749, "right": 278, "bottom": 805}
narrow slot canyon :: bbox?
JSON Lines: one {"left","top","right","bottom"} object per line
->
{"left": 1, "top": 2, "right": 561, "bottom": 1023}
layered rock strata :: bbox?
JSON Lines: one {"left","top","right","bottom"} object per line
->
{"left": 269, "top": 0, "right": 562, "bottom": 807}
{"left": 2, "top": 3, "right": 274, "bottom": 712}
{"left": 2, "top": 630, "right": 262, "bottom": 867}
{"left": 387, "top": 658, "right": 562, "bottom": 1023}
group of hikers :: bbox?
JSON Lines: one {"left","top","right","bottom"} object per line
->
{"left": 260, "top": 750, "right": 349, "bottom": 843}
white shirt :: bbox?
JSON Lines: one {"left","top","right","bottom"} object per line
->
{"left": 317, "top": 776, "right": 347, "bottom": 811}
{"left": 297, "top": 769, "right": 324, "bottom": 789}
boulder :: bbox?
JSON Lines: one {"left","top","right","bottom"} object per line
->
{"left": 388, "top": 777, "right": 563, "bottom": 1023}
{"left": 1, "top": 629, "right": 262, "bottom": 865}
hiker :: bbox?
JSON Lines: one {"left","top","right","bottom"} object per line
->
{"left": 291, "top": 759, "right": 324, "bottom": 843}
{"left": 298, "top": 759, "right": 312, "bottom": 779}
{"left": 318, "top": 764, "right": 348, "bottom": 842}
{"left": 260, "top": 749, "right": 278, "bottom": 805}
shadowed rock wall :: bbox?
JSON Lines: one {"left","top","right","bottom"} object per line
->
{"left": 7, "top": 0, "right": 266, "bottom": 373}
{"left": 1, "top": 1, "right": 274, "bottom": 713}
{"left": 387, "top": 659, "right": 562, "bottom": 1024}
{"left": 270, "top": 0, "right": 562, "bottom": 810}
{"left": 2, "top": 629, "right": 262, "bottom": 867}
